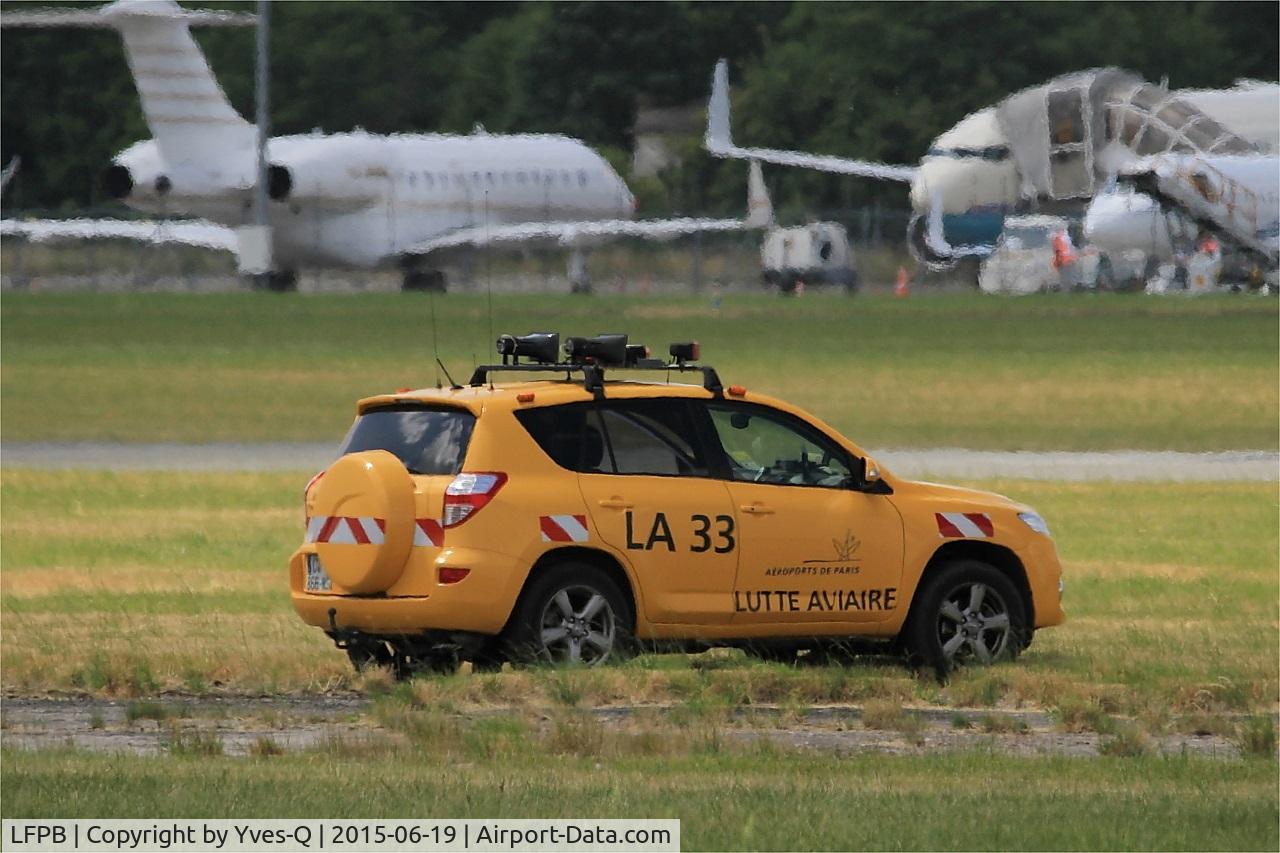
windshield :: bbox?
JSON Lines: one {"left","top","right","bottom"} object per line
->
{"left": 338, "top": 404, "right": 475, "bottom": 475}
{"left": 1002, "top": 227, "right": 1052, "bottom": 249}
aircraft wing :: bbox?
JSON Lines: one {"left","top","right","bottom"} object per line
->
{"left": 1, "top": 218, "right": 238, "bottom": 252}
{"left": 404, "top": 217, "right": 749, "bottom": 256}
{"left": 705, "top": 59, "right": 917, "bottom": 182}
{"left": 1, "top": 5, "right": 255, "bottom": 28}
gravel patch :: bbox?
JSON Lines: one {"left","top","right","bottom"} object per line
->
{"left": 0, "top": 697, "right": 1249, "bottom": 760}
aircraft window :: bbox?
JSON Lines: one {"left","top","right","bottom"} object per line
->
{"left": 544, "top": 171, "right": 555, "bottom": 185}
{"left": 1047, "top": 89, "right": 1085, "bottom": 145}
{"left": 1136, "top": 122, "right": 1173, "bottom": 155}
{"left": 578, "top": 169, "right": 589, "bottom": 187}
{"left": 1155, "top": 98, "right": 1199, "bottom": 133}
{"left": 1190, "top": 172, "right": 1220, "bottom": 203}
{"left": 1049, "top": 149, "right": 1091, "bottom": 197}
{"left": 560, "top": 170, "right": 571, "bottom": 186}
{"left": 486, "top": 171, "right": 495, "bottom": 185}
{"left": 501, "top": 172, "right": 510, "bottom": 184}
{"left": 471, "top": 172, "right": 481, "bottom": 185}
{"left": 424, "top": 173, "right": 434, "bottom": 189}
{"left": 1107, "top": 106, "right": 1145, "bottom": 146}
{"left": 408, "top": 172, "right": 417, "bottom": 187}
{"left": 516, "top": 171, "right": 527, "bottom": 184}
{"left": 926, "top": 146, "right": 1010, "bottom": 161}
{"left": 453, "top": 173, "right": 464, "bottom": 187}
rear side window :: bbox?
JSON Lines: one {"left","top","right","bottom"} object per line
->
{"left": 516, "top": 399, "right": 707, "bottom": 477}
{"left": 515, "top": 405, "right": 599, "bottom": 471}
{"left": 598, "top": 401, "right": 707, "bottom": 476}
{"left": 339, "top": 404, "right": 475, "bottom": 475}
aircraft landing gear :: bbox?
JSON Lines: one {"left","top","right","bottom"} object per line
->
{"left": 402, "top": 269, "right": 447, "bottom": 292}
{"left": 568, "top": 248, "right": 592, "bottom": 294}
{"left": 249, "top": 270, "right": 297, "bottom": 292}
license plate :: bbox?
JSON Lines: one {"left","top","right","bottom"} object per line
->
{"left": 305, "top": 554, "right": 332, "bottom": 592}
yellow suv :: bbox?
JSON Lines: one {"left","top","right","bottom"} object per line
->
{"left": 290, "top": 333, "right": 1064, "bottom": 677}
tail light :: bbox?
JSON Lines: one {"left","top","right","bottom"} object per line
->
{"left": 443, "top": 472, "right": 508, "bottom": 527}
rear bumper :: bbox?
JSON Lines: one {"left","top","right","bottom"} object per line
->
{"left": 289, "top": 545, "right": 523, "bottom": 635}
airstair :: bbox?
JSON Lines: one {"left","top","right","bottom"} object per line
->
{"left": 1120, "top": 155, "right": 1278, "bottom": 264}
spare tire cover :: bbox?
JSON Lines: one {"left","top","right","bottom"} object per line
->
{"left": 309, "top": 450, "right": 415, "bottom": 593}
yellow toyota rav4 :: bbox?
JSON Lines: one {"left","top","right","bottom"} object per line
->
{"left": 290, "top": 333, "right": 1064, "bottom": 677}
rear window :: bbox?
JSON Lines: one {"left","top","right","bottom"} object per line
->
{"left": 339, "top": 404, "right": 475, "bottom": 475}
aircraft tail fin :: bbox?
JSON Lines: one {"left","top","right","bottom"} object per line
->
{"left": 1, "top": 156, "right": 20, "bottom": 195}
{"left": 108, "top": 0, "right": 254, "bottom": 159}
{"left": 745, "top": 160, "right": 774, "bottom": 229}
{"left": 706, "top": 58, "right": 734, "bottom": 153}
{"left": 4, "top": 0, "right": 256, "bottom": 161}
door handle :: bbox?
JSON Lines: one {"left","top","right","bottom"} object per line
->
{"left": 597, "top": 498, "right": 633, "bottom": 509}
{"left": 739, "top": 503, "right": 774, "bottom": 515}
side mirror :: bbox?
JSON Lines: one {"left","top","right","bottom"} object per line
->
{"left": 850, "top": 456, "right": 892, "bottom": 494}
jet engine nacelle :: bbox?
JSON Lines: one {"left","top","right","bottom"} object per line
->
{"left": 101, "top": 140, "right": 171, "bottom": 206}
{"left": 103, "top": 140, "right": 253, "bottom": 214}
{"left": 265, "top": 148, "right": 382, "bottom": 209}
{"left": 1082, "top": 190, "right": 1175, "bottom": 258}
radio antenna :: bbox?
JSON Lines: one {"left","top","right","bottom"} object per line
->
{"left": 484, "top": 189, "right": 495, "bottom": 359}
{"left": 436, "top": 357, "right": 461, "bottom": 390}
{"left": 428, "top": 289, "right": 442, "bottom": 389}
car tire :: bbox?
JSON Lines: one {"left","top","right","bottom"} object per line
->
{"left": 502, "top": 563, "right": 633, "bottom": 667}
{"left": 903, "top": 560, "right": 1026, "bottom": 674}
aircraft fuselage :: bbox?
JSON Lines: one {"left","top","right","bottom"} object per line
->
{"left": 112, "top": 131, "right": 635, "bottom": 269}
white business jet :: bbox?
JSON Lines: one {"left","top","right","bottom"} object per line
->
{"left": 1, "top": 1, "right": 765, "bottom": 291}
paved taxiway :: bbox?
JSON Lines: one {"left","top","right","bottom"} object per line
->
{"left": 2, "top": 443, "right": 1275, "bottom": 481}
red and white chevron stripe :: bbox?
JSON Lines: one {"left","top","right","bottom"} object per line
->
{"left": 414, "top": 519, "right": 443, "bottom": 547}
{"left": 306, "top": 516, "right": 444, "bottom": 547}
{"left": 305, "top": 516, "right": 385, "bottom": 545}
{"left": 935, "top": 512, "right": 994, "bottom": 539}
{"left": 539, "top": 514, "right": 589, "bottom": 543}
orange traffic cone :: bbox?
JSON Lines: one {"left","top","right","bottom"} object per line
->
{"left": 894, "top": 266, "right": 910, "bottom": 298}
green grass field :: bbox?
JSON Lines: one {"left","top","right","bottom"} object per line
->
{"left": 3, "top": 470, "right": 1274, "bottom": 721}
{"left": 3, "top": 747, "right": 1275, "bottom": 851}
{"left": 2, "top": 291, "right": 1276, "bottom": 846}
{"left": 2, "top": 292, "right": 1275, "bottom": 449}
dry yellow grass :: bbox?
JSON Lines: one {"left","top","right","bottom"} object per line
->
{"left": 0, "top": 612, "right": 348, "bottom": 695}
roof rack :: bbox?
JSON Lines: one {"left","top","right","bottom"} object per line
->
{"left": 467, "top": 334, "right": 722, "bottom": 398}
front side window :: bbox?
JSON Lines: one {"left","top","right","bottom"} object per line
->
{"left": 706, "top": 403, "right": 851, "bottom": 488}
{"left": 339, "top": 404, "right": 475, "bottom": 475}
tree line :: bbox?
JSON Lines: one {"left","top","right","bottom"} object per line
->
{"left": 2, "top": 1, "right": 1275, "bottom": 218}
